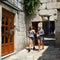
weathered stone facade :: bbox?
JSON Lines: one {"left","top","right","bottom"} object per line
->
{"left": 38, "top": 0, "right": 60, "bottom": 47}
{"left": 55, "top": 9, "right": 60, "bottom": 47}
{"left": 0, "top": 0, "right": 27, "bottom": 59}
{"left": 26, "top": 0, "right": 60, "bottom": 47}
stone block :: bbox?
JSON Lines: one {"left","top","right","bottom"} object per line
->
{"left": 52, "top": 0, "right": 56, "bottom": 2}
{"left": 55, "top": 20, "right": 60, "bottom": 26}
{"left": 55, "top": 20, "right": 60, "bottom": 32}
{"left": 39, "top": 3, "right": 47, "bottom": 9}
{"left": 55, "top": 32, "right": 60, "bottom": 47}
{"left": 55, "top": 26, "right": 60, "bottom": 32}
{"left": 40, "top": 0, "right": 51, "bottom": 3}
{"left": 50, "top": 15, "right": 57, "bottom": 21}
{"left": 39, "top": 9, "right": 57, "bottom": 16}
{"left": 47, "top": 2, "right": 56, "bottom": 9}
{"left": 47, "top": 2, "right": 60, "bottom": 9}
{"left": 56, "top": 2, "right": 60, "bottom": 9}
{"left": 55, "top": 32, "right": 60, "bottom": 37}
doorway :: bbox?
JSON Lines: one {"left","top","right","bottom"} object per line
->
{"left": 2, "top": 8, "right": 15, "bottom": 56}
{"left": 42, "top": 21, "right": 55, "bottom": 38}
{"left": 32, "top": 22, "right": 39, "bottom": 45}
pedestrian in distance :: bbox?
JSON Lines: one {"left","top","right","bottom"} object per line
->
{"left": 27, "top": 26, "right": 36, "bottom": 52}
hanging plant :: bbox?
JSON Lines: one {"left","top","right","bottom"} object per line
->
{"left": 24, "top": 0, "right": 40, "bottom": 15}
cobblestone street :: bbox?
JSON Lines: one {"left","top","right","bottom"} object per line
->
{"left": 2, "top": 45, "right": 60, "bottom": 60}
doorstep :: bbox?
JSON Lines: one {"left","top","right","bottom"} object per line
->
{"left": 1, "top": 51, "right": 16, "bottom": 59}
{"left": 44, "top": 37, "right": 55, "bottom": 40}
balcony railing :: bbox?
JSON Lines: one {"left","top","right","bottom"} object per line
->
{"left": 1, "top": 0, "right": 23, "bottom": 11}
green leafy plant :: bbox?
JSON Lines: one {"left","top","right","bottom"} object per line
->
{"left": 24, "top": 0, "right": 40, "bottom": 15}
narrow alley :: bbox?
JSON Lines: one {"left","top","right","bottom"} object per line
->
{"left": 2, "top": 46, "right": 60, "bottom": 60}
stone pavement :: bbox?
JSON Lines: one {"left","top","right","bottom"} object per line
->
{"left": 2, "top": 46, "right": 60, "bottom": 60}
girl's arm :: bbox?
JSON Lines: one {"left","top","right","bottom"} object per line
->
{"left": 27, "top": 31, "right": 30, "bottom": 37}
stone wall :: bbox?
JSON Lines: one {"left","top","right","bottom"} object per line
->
{"left": 26, "top": 0, "right": 58, "bottom": 34}
{"left": 55, "top": 10, "right": 60, "bottom": 47}
{"left": 26, "top": 0, "right": 58, "bottom": 24}
{"left": 40, "top": 0, "right": 56, "bottom": 3}
{"left": 0, "top": 0, "right": 27, "bottom": 57}
{"left": 14, "top": 11, "right": 27, "bottom": 51}
{"left": 26, "top": 0, "right": 60, "bottom": 48}
{"left": 38, "top": 0, "right": 57, "bottom": 21}
{"left": 39, "top": 0, "right": 60, "bottom": 47}
{"left": 26, "top": 0, "right": 58, "bottom": 26}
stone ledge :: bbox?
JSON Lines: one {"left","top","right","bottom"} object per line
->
{"left": 40, "top": 0, "right": 52, "bottom": 3}
{"left": 39, "top": 9, "right": 57, "bottom": 16}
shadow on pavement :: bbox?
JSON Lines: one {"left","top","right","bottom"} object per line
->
{"left": 44, "top": 40, "right": 55, "bottom": 46}
{"left": 37, "top": 42, "right": 60, "bottom": 60}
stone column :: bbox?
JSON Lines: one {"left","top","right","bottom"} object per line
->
{"left": 55, "top": 10, "right": 60, "bottom": 47}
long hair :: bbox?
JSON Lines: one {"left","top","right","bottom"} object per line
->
{"left": 38, "top": 25, "right": 42, "bottom": 30}
{"left": 28, "top": 26, "right": 33, "bottom": 31}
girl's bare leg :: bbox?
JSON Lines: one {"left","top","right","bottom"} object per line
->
{"left": 29, "top": 40, "right": 32, "bottom": 48}
{"left": 41, "top": 40, "right": 44, "bottom": 49}
{"left": 38, "top": 40, "right": 41, "bottom": 51}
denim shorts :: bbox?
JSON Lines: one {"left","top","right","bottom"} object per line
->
{"left": 37, "top": 36, "right": 44, "bottom": 41}
{"left": 29, "top": 37, "right": 34, "bottom": 40}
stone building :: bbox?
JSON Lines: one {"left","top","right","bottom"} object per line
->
{"left": 0, "top": 0, "right": 27, "bottom": 59}
{"left": 0, "top": 0, "right": 60, "bottom": 59}
{"left": 26, "top": 0, "right": 60, "bottom": 47}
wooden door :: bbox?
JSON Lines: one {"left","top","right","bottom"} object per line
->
{"left": 2, "top": 8, "right": 15, "bottom": 56}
